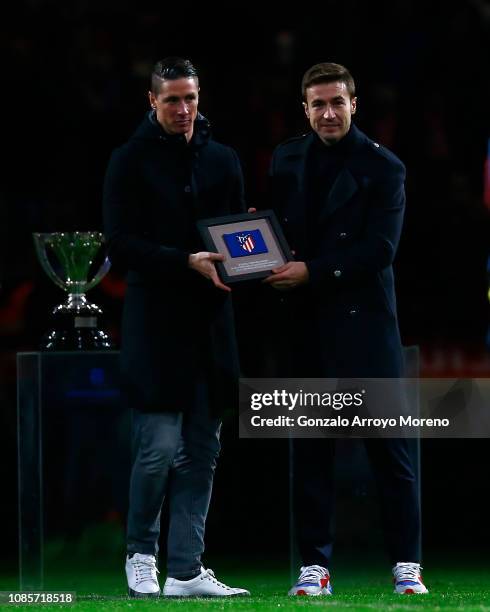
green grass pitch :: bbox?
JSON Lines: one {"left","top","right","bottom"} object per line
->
{"left": 1, "top": 556, "right": 490, "bottom": 611}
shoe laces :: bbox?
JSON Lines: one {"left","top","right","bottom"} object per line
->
{"left": 298, "top": 565, "right": 329, "bottom": 584}
{"left": 200, "top": 568, "right": 233, "bottom": 590}
{"left": 132, "top": 556, "right": 159, "bottom": 585}
{"left": 393, "top": 562, "right": 422, "bottom": 582}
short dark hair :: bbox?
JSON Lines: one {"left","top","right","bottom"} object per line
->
{"left": 301, "top": 62, "right": 355, "bottom": 100}
{"left": 151, "top": 57, "right": 198, "bottom": 94}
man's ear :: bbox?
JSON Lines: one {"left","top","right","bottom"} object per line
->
{"left": 351, "top": 96, "right": 357, "bottom": 115}
{"left": 148, "top": 91, "right": 156, "bottom": 108}
{"left": 303, "top": 101, "right": 309, "bottom": 119}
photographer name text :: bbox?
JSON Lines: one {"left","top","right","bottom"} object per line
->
{"left": 250, "top": 415, "right": 450, "bottom": 429}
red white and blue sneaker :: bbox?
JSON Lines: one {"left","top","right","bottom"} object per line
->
{"left": 393, "top": 562, "right": 428, "bottom": 594}
{"left": 288, "top": 565, "right": 333, "bottom": 596}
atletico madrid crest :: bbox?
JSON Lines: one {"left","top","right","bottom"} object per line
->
{"left": 223, "top": 229, "right": 269, "bottom": 258}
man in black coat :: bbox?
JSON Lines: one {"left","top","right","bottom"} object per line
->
{"left": 264, "top": 63, "right": 428, "bottom": 596}
{"left": 103, "top": 57, "right": 249, "bottom": 598}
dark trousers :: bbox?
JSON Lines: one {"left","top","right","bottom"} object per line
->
{"left": 293, "top": 437, "right": 421, "bottom": 567}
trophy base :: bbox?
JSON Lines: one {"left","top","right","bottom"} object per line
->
{"left": 41, "top": 328, "right": 113, "bottom": 351}
{"left": 41, "top": 295, "right": 113, "bottom": 351}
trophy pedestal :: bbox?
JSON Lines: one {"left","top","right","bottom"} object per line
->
{"left": 17, "top": 350, "right": 127, "bottom": 591}
{"left": 41, "top": 293, "right": 112, "bottom": 351}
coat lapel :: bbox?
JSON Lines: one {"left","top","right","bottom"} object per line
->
{"left": 282, "top": 136, "right": 311, "bottom": 252}
{"left": 288, "top": 133, "right": 360, "bottom": 224}
{"left": 279, "top": 130, "right": 362, "bottom": 250}
{"left": 317, "top": 166, "right": 359, "bottom": 224}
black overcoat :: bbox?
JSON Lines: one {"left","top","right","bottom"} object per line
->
{"left": 103, "top": 112, "right": 245, "bottom": 413}
{"left": 269, "top": 124, "right": 405, "bottom": 377}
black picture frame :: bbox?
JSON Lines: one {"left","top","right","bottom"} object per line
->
{"left": 197, "top": 210, "right": 293, "bottom": 283}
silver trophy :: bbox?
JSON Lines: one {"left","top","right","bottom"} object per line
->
{"left": 33, "top": 232, "right": 113, "bottom": 350}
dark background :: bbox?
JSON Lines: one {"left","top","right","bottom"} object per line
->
{"left": 1, "top": 0, "right": 490, "bottom": 575}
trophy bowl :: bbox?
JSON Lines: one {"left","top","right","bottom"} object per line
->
{"left": 33, "top": 231, "right": 113, "bottom": 350}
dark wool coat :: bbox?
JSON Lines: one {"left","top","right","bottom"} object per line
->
{"left": 103, "top": 112, "right": 245, "bottom": 413}
{"left": 268, "top": 124, "right": 405, "bottom": 378}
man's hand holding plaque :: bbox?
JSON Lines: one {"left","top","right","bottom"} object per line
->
{"left": 188, "top": 251, "right": 231, "bottom": 292}
{"left": 197, "top": 210, "right": 293, "bottom": 284}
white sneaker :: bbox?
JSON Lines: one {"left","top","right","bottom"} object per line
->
{"left": 163, "top": 567, "right": 250, "bottom": 597}
{"left": 126, "top": 553, "right": 160, "bottom": 598}
{"left": 393, "top": 562, "right": 428, "bottom": 594}
{"left": 288, "top": 565, "right": 333, "bottom": 596}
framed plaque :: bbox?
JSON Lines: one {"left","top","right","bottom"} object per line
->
{"left": 197, "top": 210, "right": 293, "bottom": 283}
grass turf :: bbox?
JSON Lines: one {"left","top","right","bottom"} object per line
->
{"left": 1, "top": 557, "right": 490, "bottom": 611}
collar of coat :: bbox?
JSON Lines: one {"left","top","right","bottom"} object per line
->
{"left": 279, "top": 123, "right": 368, "bottom": 158}
{"left": 275, "top": 124, "right": 376, "bottom": 224}
{"left": 131, "top": 110, "right": 211, "bottom": 150}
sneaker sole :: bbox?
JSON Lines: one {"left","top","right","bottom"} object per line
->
{"left": 163, "top": 593, "right": 250, "bottom": 598}
{"left": 128, "top": 588, "right": 160, "bottom": 598}
{"left": 290, "top": 589, "right": 332, "bottom": 596}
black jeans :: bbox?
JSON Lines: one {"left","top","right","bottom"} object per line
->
{"left": 293, "top": 437, "right": 421, "bottom": 567}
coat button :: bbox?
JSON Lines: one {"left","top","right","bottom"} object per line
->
{"left": 349, "top": 308, "right": 358, "bottom": 316}
{"left": 334, "top": 269, "right": 342, "bottom": 278}
{"left": 283, "top": 217, "right": 288, "bottom": 223}
{"left": 184, "top": 185, "right": 191, "bottom": 193}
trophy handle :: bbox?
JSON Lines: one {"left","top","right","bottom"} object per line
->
{"left": 33, "top": 234, "right": 67, "bottom": 291}
{"left": 85, "top": 256, "right": 112, "bottom": 291}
